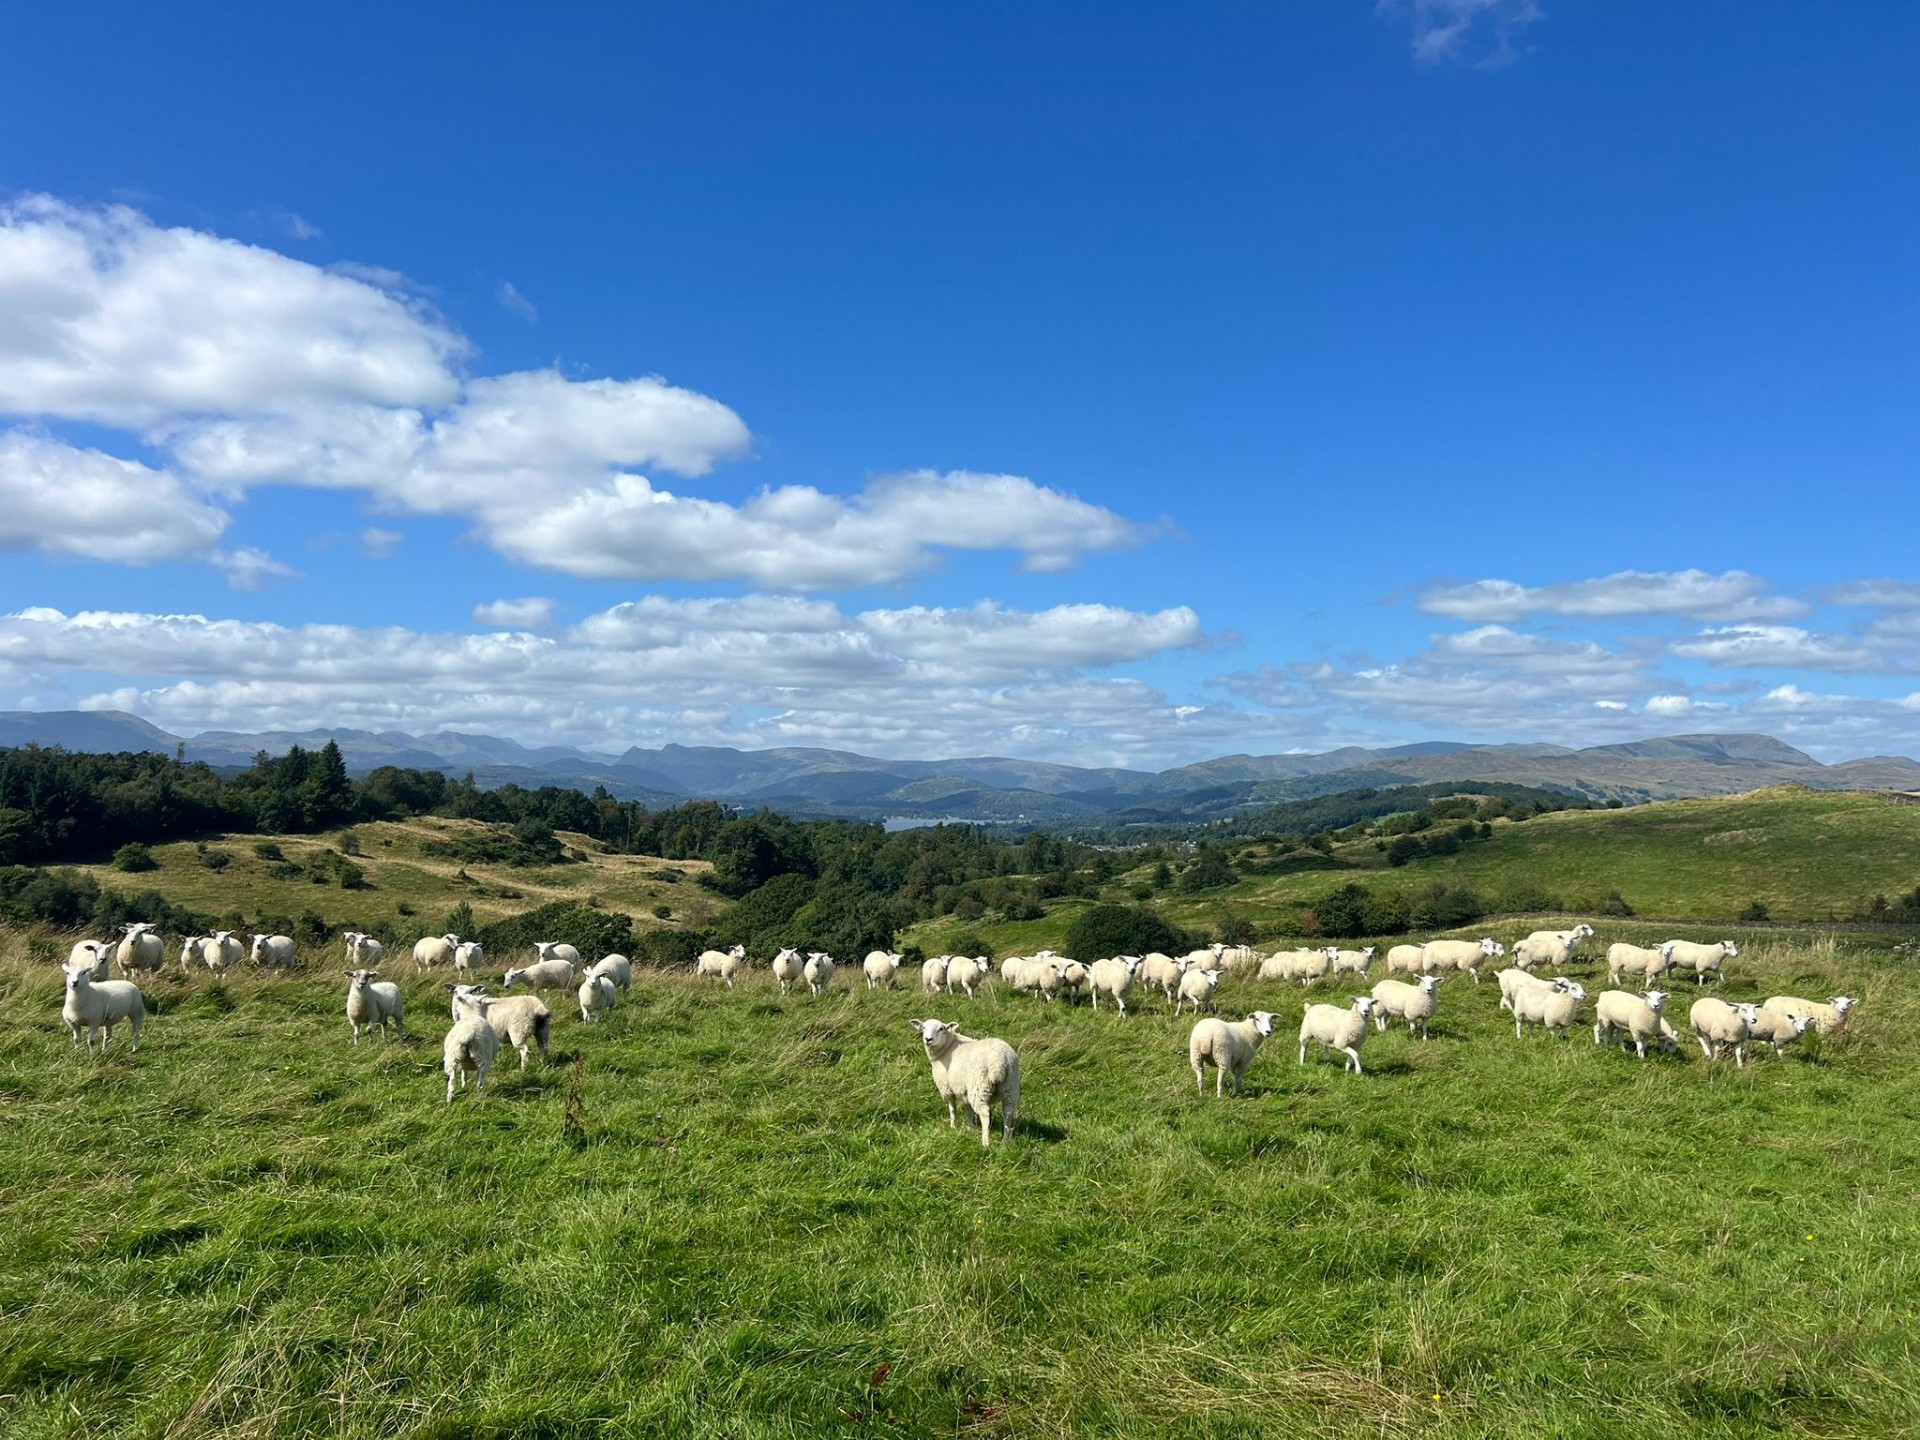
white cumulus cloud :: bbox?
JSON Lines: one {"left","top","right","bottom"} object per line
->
{"left": 1419, "top": 569, "right": 1805, "bottom": 624}
{"left": 472, "top": 597, "right": 557, "bottom": 631}
{"left": 0, "top": 430, "right": 228, "bottom": 563}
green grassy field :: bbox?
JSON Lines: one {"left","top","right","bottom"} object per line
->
{"left": 3, "top": 922, "right": 1916, "bottom": 1438}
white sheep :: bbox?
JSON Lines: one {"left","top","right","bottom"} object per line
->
{"left": 577, "top": 972, "right": 618, "bottom": 1025}
{"left": 863, "top": 950, "right": 904, "bottom": 990}
{"left": 502, "top": 959, "right": 577, "bottom": 994}
{"left": 453, "top": 940, "right": 485, "bottom": 974}
{"left": 1087, "top": 956, "right": 1141, "bottom": 1014}
{"left": 1662, "top": 939, "right": 1737, "bottom": 986}
{"left": 344, "top": 968, "right": 405, "bottom": 1043}
{"left": 1514, "top": 924, "right": 1595, "bottom": 972}
{"left": 191, "top": 931, "right": 243, "bottom": 975}
{"left": 1760, "top": 995, "right": 1857, "bottom": 1038}
{"left": 1298, "top": 997, "right": 1376, "bottom": 1074}
{"left": 696, "top": 944, "right": 748, "bottom": 987}
{"left": 1175, "top": 966, "right": 1221, "bottom": 1015}
{"left": 115, "top": 923, "right": 166, "bottom": 976}
{"left": 179, "top": 935, "right": 206, "bottom": 973}
{"left": 1689, "top": 997, "right": 1761, "bottom": 1066}
{"left": 1592, "top": 989, "right": 1669, "bottom": 1059}
{"left": 1258, "top": 948, "right": 1331, "bottom": 983}
{"left": 909, "top": 1018, "right": 1020, "bottom": 1147}
{"left": 1422, "top": 937, "right": 1504, "bottom": 982}
{"left": 414, "top": 933, "right": 459, "bottom": 970}
{"left": 1370, "top": 975, "right": 1441, "bottom": 1039}
{"left": 249, "top": 933, "right": 296, "bottom": 968}
{"left": 68, "top": 939, "right": 114, "bottom": 981}
{"left": 1495, "top": 966, "right": 1578, "bottom": 1013}
{"left": 1385, "top": 944, "right": 1425, "bottom": 977}
{"left": 533, "top": 939, "right": 582, "bottom": 972}
{"left": 61, "top": 961, "right": 145, "bottom": 1053}
{"left": 446, "top": 985, "right": 551, "bottom": 1067}
{"left": 921, "top": 955, "right": 950, "bottom": 992}
{"left": 1058, "top": 959, "right": 1090, "bottom": 1002}
{"left": 1218, "top": 944, "right": 1262, "bottom": 974}
{"left": 1511, "top": 979, "right": 1587, "bottom": 1039}
{"left": 944, "top": 955, "right": 988, "bottom": 998}
{"left": 1744, "top": 1007, "right": 1813, "bottom": 1058}
{"left": 1606, "top": 942, "right": 1670, "bottom": 987}
{"left": 1182, "top": 945, "right": 1227, "bottom": 975}
{"left": 586, "top": 953, "right": 632, "bottom": 992}
{"left": 1189, "top": 1011, "right": 1279, "bottom": 1097}
{"left": 1329, "top": 946, "right": 1374, "bottom": 977}
{"left": 803, "top": 951, "right": 836, "bottom": 996}
{"left": 771, "top": 947, "right": 805, "bottom": 994}
{"left": 1137, "top": 952, "right": 1185, "bottom": 1005}
{"left": 444, "top": 992, "right": 502, "bottom": 1102}
{"left": 342, "top": 931, "right": 384, "bottom": 967}
{"left": 1032, "top": 960, "right": 1073, "bottom": 1004}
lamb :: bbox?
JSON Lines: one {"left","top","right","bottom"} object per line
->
{"left": 1606, "top": 942, "right": 1670, "bottom": 988}
{"left": 1422, "top": 937, "right": 1504, "bottom": 982}
{"left": 1137, "top": 952, "right": 1185, "bottom": 1005}
{"left": 944, "top": 955, "right": 988, "bottom": 998}
{"left": 194, "top": 931, "right": 243, "bottom": 976}
{"left": 61, "top": 961, "right": 145, "bottom": 1053}
{"left": 1189, "top": 1011, "right": 1279, "bottom": 1097}
{"left": 1175, "top": 966, "right": 1221, "bottom": 1015}
{"left": 577, "top": 972, "right": 618, "bottom": 1024}
{"left": 1087, "top": 956, "right": 1141, "bottom": 1014}
{"left": 1370, "top": 975, "right": 1441, "bottom": 1039}
{"left": 533, "top": 940, "right": 582, "bottom": 972}
{"left": 1298, "top": 997, "right": 1376, "bottom": 1074}
{"left": 585, "top": 953, "right": 632, "bottom": 992}
{"left": 1031, "top": 960, "right": 1073, "bottom": 1004}
{"left": 502, "top": 959, "right": 577, "bottom": 994}
{"left": 1058, "top": 959, "right": 1090, "bottom": 1002}
{"left": 68, "top": 939, "right": 114, "bottom": 981}
{"left": 413, "top": 933, "right": 460, "bottom": 970}
{"left": 1689, "top": 997, "right": 1762, "bottom": 1066}
{"left": 1182, "top": 945, "right": 1227, "bottom": 975}
{"left": 1513, "top": 924, "right": 1595, "bottom": 972}
{"left": 1329, "top": 946, "right": 1375, "bottom": 977}
{"left": 1385, "top": 944, "right": 1425, "bottom": 977}
{"left": 909, "top": 1018, "right": 1020, "bottom": 1147}
{"left": 863, "top": 950, "right": 904, "bottom": 989}
{"left": 1661, "top": 939, "right": 1737, "bottom": 986}
{"left": 114, "top": 923, "right": 166, "bottom": 976}
{"left": 444, "top": 992, "right": 501, "bottom": 1102}
{"left": 343, "top": 968, "right": 404, "bottom": 1043}
{"left": 249, "top": 933, "right": 296, "bottom": 968}
{"left": 921, "top": 955, "right": 950, "bottom": 992}
{"left": 771, "top": 947, "right": 805, "bottom": 994}
{"left": 1511, "top": 979, "right": 1587, "bottom": 1039}
{"left": 179, "top": 935, "right": 206, "bottom": 973}
{"left": 1592, "top": 990, "right": 1670, "bottom": 1059}
{"left": 1744, "top": 1007, "right": 1814, "bottom": 1058}
{"left": 803, "top": 951, "right": 836, "bottom": 995}
{"left": 696, "top": 944, "right": 748, "bottom": 987}
{"left": 1258, "top": 948, "right": 1333, "bottom": 984}
{"left": 343, "top": 931, "right": 384, "bottom": 967}
{"left": 1495, "top": 967, "right": 1578, "bottom": 1013}
{"left": 446, "top": 985, "right": 551, "bottom": 1067}
{"left": 452, "top": 941, "right": 485, "bottom": 974}
{"left": 1760, "top": 995, "right": 1857, "bottom": 1038}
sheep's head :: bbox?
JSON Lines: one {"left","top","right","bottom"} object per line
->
{"left": 1644, "top": 991, "right": 1669, "bottom": 1013}
{"left": 1249, "top": 1011, "right": 1276, "bottom": 1038}
{"left": 1788, "top": 1014, "right": 1813, "bottom": 1037}
{"left": 1831, "top": 996, "right": 1857, "bottom": 1016}
{"left": 61, "top": 961, "right": 90, "bottom": 988}
{"left": 1735, "top": 1002, "right": 1762, "bottom": 1023}
{"left": 1480, "top": 938, "right": 1505, "bottom": 956}
{"left": 1419, "top": 975, "right": 1441, "bottom": 994}
{"left": 1350, "top": 996, "right": 1375, "bottom": 1017}
{"left": 910, "top": 1018, "right": 959, "bottom": 1054}
{"left": 345, "top": 968, "right": 377, "bottom": 988}
{"left": 1562, "top": 982, "right": 1588, "bottom": 1001}
{"left": 1722, "top": 942, "right": 1740, "bottom": 959}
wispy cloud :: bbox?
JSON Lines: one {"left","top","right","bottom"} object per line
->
{"left": 1419, "top": 569, "right": 1805, "bottom": 624}
{"left": 497, "top": 280, "right": 537, "bottom": 322}
{"left": 1378, "top": 0, "right": 1542, "bottom": 68}
{"left": 360, "top": 527, "right": 403, "bottom": 559}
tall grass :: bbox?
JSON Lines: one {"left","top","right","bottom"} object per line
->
{"left": 2, "top": 928, "right": 1916, "bottom": 1437}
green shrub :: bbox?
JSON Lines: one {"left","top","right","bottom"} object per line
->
{"left": 113, "top": 842, "right": 158, "bottom": 873}
{"left": 1063, "top": 904, "right": 1196, "bottom": 961}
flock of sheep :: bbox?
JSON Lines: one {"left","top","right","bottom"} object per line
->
{"left": 47, "top": 920, "right": 1858, "bottom": 1146}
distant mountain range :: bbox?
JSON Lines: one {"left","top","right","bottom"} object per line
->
{"left": 4, "top": 709, "right": 1919, "bottom": 828}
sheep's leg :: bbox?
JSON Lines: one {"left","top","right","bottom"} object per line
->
{"left": 945, "top": 1097, "right": 958, "bottom": 1129}
{"left": 1297, "top": 1041, "right": 1307, "bottom": 1066}
{"left": 974, "top": 1100, "right": 992, "bottom": 1148}
{"left": 1343, "top": 1047, "right": 1362, "bottom": 1075}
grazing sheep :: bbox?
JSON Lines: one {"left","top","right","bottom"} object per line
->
{"left": 1370, "top": 975, "right": 1441, "bottom": 1039}
{"left": 1385, "top": 944, "right": 1425, "bottom": 977}
{"left": 1689, "top": 997, "right": 1762, "bottom": 1066}
{"left": 1087, "top": 956, "right": 1141, "bottom": 1014}
{"left": 696, "top": 944, "right": 748, "bottom": 987}
{"left": 413, "top": 933, "right": 460, "bottom": 970}
{"left": 1032, "top": 960, "right": 1073, "bottom": 1004}
{"left": 921, "top": 955, "right": 950, "bottom": 992}
{"left": 68, "top": 939, "right": 113, "bottom": 981}
{"left": 1175, "top": 966, "right": 1221, "bottom": 1015}
{"left": 502, "top": 959, "right": 577, "bottom": 994}
{"left": 1329, "top": 946, "right": 1374, "bottom": 977}
{"left": 1258, "top": 948, "right": 1333, "bottom": 984}
{"left": 585, "top": 953, "right": 632, "bottom": 992}
{"left": 577, "top": 973, "right": 618, "bottom": 1025}
{"left": 1606, "top": 942, "right": 1671, "bottom": 988}
{"left": 344, "top": 968, "right": 405, "bottom": 1043}
{"left": 944, "top": 955, "right": 988, "bottom": 998}
{"left": 863, "top": 950, "right": 904, "bottom": 990}
{"left": 1662, "top": 939, "right": 1737, "bottom": 986}
{"left": 1511, "top": 979, "right": 1587, "bottom": 1039}
{"left": 1299, "top": 997, "right": 1376, "bottom": 1074}
{"left": 1422, "top": 937, "right": 1504, "bottom": 982}
{"left": 1592, "top": 990, "right": 1670, "bottom": 1059}
{"left": 61, "top": 961, "right": 145, "bottom": 1053}
{"left": 446, "top": 985, "right": 552, "bottom": 1067}
{"left": 453, "top": 940, "right": 485, "bottom": 974}
{"left": 1182, "top": 945, "right": 1228, "bottom": 975}
{"left": 533, "top": 940, "right": 583, "bottom": 973}
{"left": 1189, "top": 1011, "right": 1279, "bottom": 1097}
{"left": 803, "top": 951, "right": 836, "bottom": 996}
{"left": 1218, "top": 944, "right": 1262, "bottom": 975}
{"left": 114, "top": 923, "right": 166, "bottom": 976}
{"left": 771, "top": 947, "right": 805, "bottom": 994}
{"left": 1058, "top": 959, "right": 1091, "bottom": 1002}
{"left": 1137, "top": 952, "right": 1185, "bottom": 1005}
{"left": 1761, "top": 995, "right": 1857, "bottom": 1038}
{"left": 444, "top": 993, "right": 502, "bottom": 1102}
{"left": 909, "top": 1018, "right": 1020, "bottom": 1147}
{"left": 1744, "top": 1007, "right": 1814, "bottom": 1058}
{"left": 249, "top": 933, "right": 296, "bottom": 968}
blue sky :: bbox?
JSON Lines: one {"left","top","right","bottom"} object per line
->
{"left": 1, "top": 0, "right": 1917, "bottom": 766}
